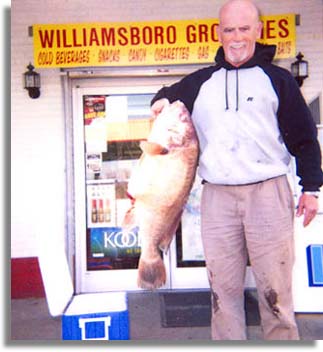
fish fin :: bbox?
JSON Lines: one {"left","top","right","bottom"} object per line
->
{"left": 137, "top": 256, "right": 166, "bottom": 290}
{"left": 122, "top": 205, "right": 137, "bottom": 229}
{"left": 121, "top": 193, "right": 137, "bottom": 229}
{"left": 126, "top": 191, "right": 136, "bottom": 204}
{"left": 159, "top": 211, "right": 183, "bottom": 254}
{"left": 140, "top": 141, "right": 168, "bottom": 155}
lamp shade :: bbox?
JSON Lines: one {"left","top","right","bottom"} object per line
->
{"left": 291, "top": 52, "right": 308, "bottom": 79}
{"left": 24, "top": 63, "right": 41, "bottom": 89}
{"left": 291, "top": 52, "right": 308, "bottom": 87}
{"left": 23, "top": 63, "right": 41, "bottom": 98}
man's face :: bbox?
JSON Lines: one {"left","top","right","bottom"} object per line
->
{"left": 217, "top": 2, "right": 262, "bottom": 67}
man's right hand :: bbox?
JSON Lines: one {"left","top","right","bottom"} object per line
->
{"left": 151, "top": 98, "right": 169, "bottom": 118}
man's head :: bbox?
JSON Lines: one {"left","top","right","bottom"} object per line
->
{"left": 217, "top": 0, "right": 263, "bottom": 67}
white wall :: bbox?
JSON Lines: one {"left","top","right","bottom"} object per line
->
{"left": 254, "top": 0, "right": 323, "bottom": 104}
{"left": 11, "top": 0, "right": 323, "bottom": 258}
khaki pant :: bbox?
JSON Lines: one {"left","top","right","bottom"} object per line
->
{"left": 201, "top": 175, "right": 300, "bottom": 340}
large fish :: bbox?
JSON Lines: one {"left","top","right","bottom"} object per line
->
{"left": 123, "top": 100, "right": 199, "bottom": 290}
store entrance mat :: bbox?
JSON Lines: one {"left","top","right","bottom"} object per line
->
{"left": 159, "top": 289, "right": 260, "bottom": 328}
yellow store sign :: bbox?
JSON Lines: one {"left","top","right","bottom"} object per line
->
{"left": 33, "top": 14, "right": 296, "bottom": 68}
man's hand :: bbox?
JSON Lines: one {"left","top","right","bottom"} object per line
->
{"left": 151, "top": 98, "right": 169, "bottom": 118}
{"left": 296, "top": 193, "right": 319, "bottom": 227}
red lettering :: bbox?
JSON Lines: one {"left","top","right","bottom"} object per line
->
{"left": 82, "top": 28, "right": 87, "bottom": 46}
{"left": 154, "top": 26, "right": 164, "bottom": 44}
{"left": 186, "top": 23, "right": 219, "bottom": 44}
{"left": 56, "top": 29, "right": 61, "bottom": 48}
{"left": 101, "top": 28, "right": 116, "bottom": 46}
{"left": 37, "top": 51, "right": 53, "bottom": 65}
{"left": 130, "top": 27, "right": 140, "bottom": 45}
{"left": 260, "top": 20, "right": 264, "bottom": 39}
{"left": 198, "top": 46, "right": 209, "bottom": 59}
{"left": 266, "top": 20, "right": 276, "bottom": 39}
{"left": 278, "top": 19, "right": 289, "bottom": 38}
{"left": 198, "top": 24, "right": 208, "bottom": 42}
{"left": 154, "top": 46, "right": 189, "bottom": 61}
{"left": 62, "top": 30, "right": 72, "bottom": 47}
{"left": 89, "top": 28, "right": 100, "bottom": 46}
{"left": 118, "top": 27, "right": 128, "bottom": 45}
{"left": 38, "top": 29, "right": 55, "bottom": 48}
{"left": 210, "top": 23, "right": 219, "bottom": 42}
{"left": 142, "top": 26, "right": 152, "bottom": 45}
{"left": 72, "top": 29, "right": 82, "bottom": 47}
{"left": 166, "top": 26, "right": 176, "bottom": 44}
{"left": 186, "top": 25, "right": 196, "bottom": 43}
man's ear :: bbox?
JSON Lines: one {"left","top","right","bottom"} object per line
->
{"left": 216, "top": 24, "right": 223, "bottom": 44}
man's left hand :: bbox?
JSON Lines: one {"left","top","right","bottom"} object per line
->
{"left": 296, "top": 193, "right": 319, "bottom": 227}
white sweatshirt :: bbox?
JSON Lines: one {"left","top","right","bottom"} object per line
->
{"left": 192, "top": 66, "right": 291, "bottom": 185}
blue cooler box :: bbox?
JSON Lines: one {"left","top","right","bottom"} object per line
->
{"left": 62, "top": 292, "right": 129, "bottom": 340}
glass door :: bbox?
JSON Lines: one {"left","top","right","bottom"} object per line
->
{"left": 72, "top": 76, "right": 219, "bottom": 294}
{"left": 168, "top": 175, "right": 209, "bottom": 288}
{"left": 73, "top": 84, "right": 170, "bottom": 293}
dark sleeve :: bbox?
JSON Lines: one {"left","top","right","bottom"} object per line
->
{"left": 151, "top": 65, "right": 217, "bottom": 114}
{"left": 151, "top": 80, "right": 192, "bottom": 109}
{"left": 267, "top": 66, "right": 323, "bottom": 191}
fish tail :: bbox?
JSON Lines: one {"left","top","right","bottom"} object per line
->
{"left": 137, "top": 257, "right": 166, "bottom": 290}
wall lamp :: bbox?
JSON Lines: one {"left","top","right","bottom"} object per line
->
{"left": 23, "top": 63, "right": 41, "bottom": 99}
{"left": 291, "top": 52, "right": 308, "bottom": 87}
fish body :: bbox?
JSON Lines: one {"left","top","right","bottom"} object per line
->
{"left": 123, "top": 100, "right": 199, "bottom": 289}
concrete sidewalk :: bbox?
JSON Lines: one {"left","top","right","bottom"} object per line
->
{"left": 10, "top": 291, "right": 323, "bottom": 341}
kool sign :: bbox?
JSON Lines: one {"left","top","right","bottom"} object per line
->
{"left": 33, "top": 14, "right": 295, "bottom": 68}
{"left": 90, "top": 227, "right": 141, "bottom": 259}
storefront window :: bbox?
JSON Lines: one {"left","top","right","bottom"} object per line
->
{"left": 176, "top": 176, "right": 205, "bottom": 267}
{"left": 83, "top": 93, "right": 154, "bottom": 271}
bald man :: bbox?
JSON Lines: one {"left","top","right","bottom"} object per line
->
{"left": 151, "top": 0, "right": 323, "bottom": 340}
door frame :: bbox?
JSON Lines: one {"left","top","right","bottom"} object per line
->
{"left": 72, "top": 83, "right": 170, "bottom": 293}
